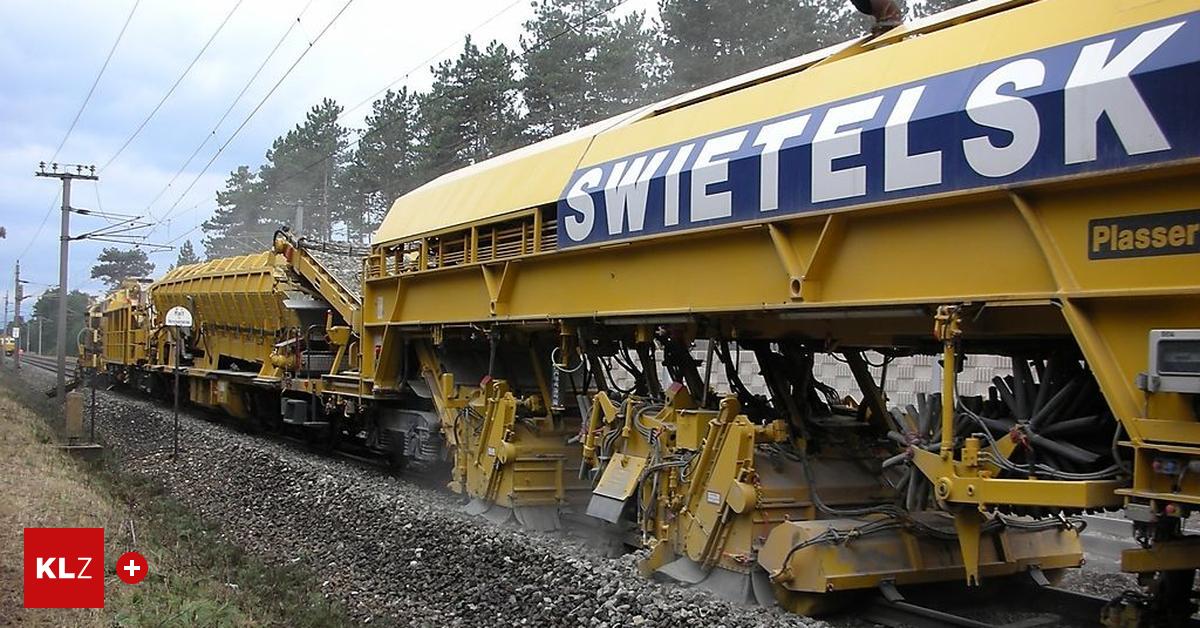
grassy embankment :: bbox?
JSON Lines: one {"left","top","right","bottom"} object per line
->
{"left": 0, "top": 370, "right": 351, "bottom": 627}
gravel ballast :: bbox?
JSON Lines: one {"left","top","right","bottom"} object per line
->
{"left": 24, "top": 368, "right": 825, "bottom": 627}
{"left": 17, "top": 366, "right": 1148, "bottom": 626}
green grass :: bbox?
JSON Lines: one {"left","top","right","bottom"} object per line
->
{"left": 101, "top": 471, "right": 352, "bottom": 628}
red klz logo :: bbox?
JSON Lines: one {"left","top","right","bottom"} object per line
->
{"left": 23, "top": 528, "right": 105, "bottom": 608}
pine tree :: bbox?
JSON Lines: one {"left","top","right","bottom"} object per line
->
{"left": 657, "top": 0, "right": 862, "bottom": 93}
{"left": 519, "top": 0, "right": 658, "bottom": 140}
{"left": 202, "top": 165, "right": 267, "bottom": 258}
{"left": 172, "top": 240, "right": 200, "bottom": 269}
{"left": 90, "top": 247, "right": 154, "bottom": 290}
{"left": 344, "top": 88, "right": 420, "bottom": 239}
{"left": 259, "top": 98, "right": 351, "bottom": 241}
{"left": 30, "top": 289, "right": 90, "bottom": 355}
{"left": 416, "top": 37, "right": 522, "bottom": 180}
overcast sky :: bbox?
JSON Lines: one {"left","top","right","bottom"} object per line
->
{"left": 0, "top": 0, "right": 658, "bottom": 315}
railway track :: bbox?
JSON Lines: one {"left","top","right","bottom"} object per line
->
{"left": 12, "top": 363, "right": 1197, "bottom": 627}
{"left": 12, "top": 358, "right": 392, "bottom": 471}
{"left": 71, "top": 375, "right": 1192, "bottom": 628}
{"left": 17, "top": 353, "right": 77, "bottom": 376}
{"left": 860, "top": 581, "right": 1108, "bottom": 627}
{"left": 858, "top": 576, "right": 1200, "bottom": 628}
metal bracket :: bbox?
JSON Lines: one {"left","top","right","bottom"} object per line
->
{"left": 766, "top": 214, "right": 845, "bottom": 301}
{"left": 954, "top": 509, "right": 984, "bottom": 587}
{"left": 1028, "top": 565, "right": 1050, "bottom": 587}
{"left": 879, "top": 579, "right": 904, "bottom": 602}
{"left": 481, "top": 261, "right": 516, "bottom": 316}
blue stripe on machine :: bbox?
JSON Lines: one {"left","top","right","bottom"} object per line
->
{"left": 556, "top": 13, "right": 1200, "bottom": 248}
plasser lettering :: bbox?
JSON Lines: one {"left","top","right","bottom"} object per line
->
{"left": 1089, "top": 208, "right": 1200, "bottom": 260}
{"left": 557, "top": 14, "right": 1200, "bottom": 248}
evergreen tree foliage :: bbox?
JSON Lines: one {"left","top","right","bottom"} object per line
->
{"left": 173, "top": 240, "right": 200, "bottom": 269}
{"left": 345, "top": 88, "right": 420, "bottom": 239}
{"left": 202, "top": 165, "right": 267, "bottom": 258}
{"left": 519, "top": 0, "right": 658, "bottom": 140}
{"left": 30, "top": 288, "right": 90, "bottom": 355}
{"left": 90, "top": 247, "right": 154, "bottom": 290}
{"left": 657, "top": 0, "right": 863, "bottom": 92}
{"left": 417, "top": 37, "right": 522, "bottom": 178}
{"left": 259, "top": 98, "right": 351, "bottom": 242}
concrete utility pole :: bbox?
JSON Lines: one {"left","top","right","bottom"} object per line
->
{"left": 38, "top": 317, "right": 43, "bottom": 355}
{"left": 13, "top": 261, "right": 23, "bottom": 370}
{"left": 35, "top": 162, "right": 98, "bottom": 401}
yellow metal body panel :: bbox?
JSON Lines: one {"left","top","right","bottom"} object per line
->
{"left": 758, "top": 516, "right": 1082, "bottom": 594}
{"left": 593, "top": 453, "right": 648, "bottom": 502}
{"left": 1121, "top": 537, "right": 1200, "bottom": 573}
{"left": 577, "top": 0, "right": 1182, "bottom": 171}
{"left": 374, "top": 109, "right": 653, "bottom": 245}
{"left": 152, "top": 252, "right": 313, "bottom": 377}
{"left": 187, "top": 377, "right": 251, "bottom": 419}
{"left": 100, "top": 280, "right": 151, "bottom": 368}
{"left": 366, "top": 171, "right": 1200, "bottom": 463}
{"left": 374, "top": 0, "right": 1194, "bottom": 247}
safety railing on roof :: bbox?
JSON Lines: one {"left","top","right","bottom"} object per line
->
{"left": 367, "top": 204, "right": 557, "bottom": 280}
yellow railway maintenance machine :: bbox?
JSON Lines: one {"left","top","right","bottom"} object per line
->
{"left": 150, "top": 247, "right": 369, "bottom": 436}
{"left": 150, "top": 251, "right": 330, "bottom": 420}
{"left": 363, "top": 0, "right": 1199, "bottom": 623}
{"left": 145, "top": 235, "right": 444, "bottom": 467}
{"left": 98, "top": 279, "right": 154, "bottom": 384}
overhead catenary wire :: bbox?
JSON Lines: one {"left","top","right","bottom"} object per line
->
{"left": 52, "top": 0, "right": 142, "bottom": 164}
{"left": 140, "top": 0, "right": 317, "bottom": 219}
{"left": 168, "top": 0, "right": 635, "bottom": 246}
{"left": 90, "top": 181, "right": 126, "bottom": 227}
{"left": 151, "top": 201, "right": 214, "bottom": 249}
{"left": 143, "top": 0, "right": 357, "bottom": 241}
{"left": 101, "top": 0, "right": 245, "bottom": 173}
{"left": 284, "top": 0, "right": 637, "bottom": 190}
{"left": 338, "top": 0, "right": 524, "bottom": 125}
{"left": 148, "top": 0, "right": 527, "bottom": 244}
{"left": 20, "top": 1, "right": 139, "bottom": 263}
